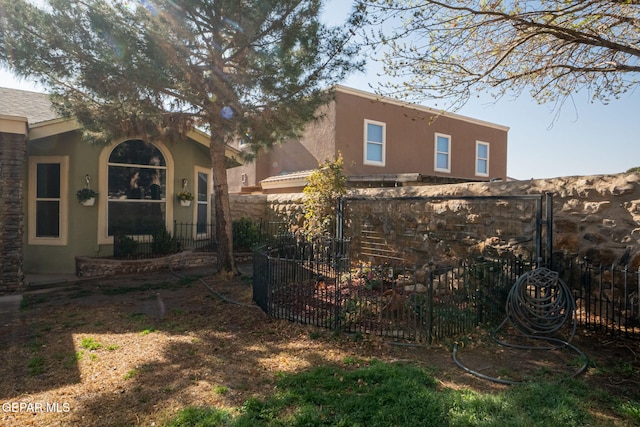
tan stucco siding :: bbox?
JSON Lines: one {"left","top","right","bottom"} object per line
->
{"left": 334, "top": 90, "right": 508, "bottom": 181}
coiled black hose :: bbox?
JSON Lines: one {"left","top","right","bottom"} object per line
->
{"left": 453, "top": 267, "right": 589, "bottom": 384}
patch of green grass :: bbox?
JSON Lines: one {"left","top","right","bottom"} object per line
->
{"left": 128, "top": 312, "right": 147, "bottom": 323}
{"left": 214, "top": 386, "right": 229, "bottom": 396}
{"left": 617, "top": 400, "right": 640, "bottom": 423}
{"left": 106, "top": 344, "right": 120, "bottom": 351}
{"left": 124, "top": 369, "right": 138, "bottom": 380}
{"left": 163, "top": 321, "right": 185, "bottom": 333}
{"left": 89, "top": 353, "right": 99, "bottom": 362}
{"left": 176, "top": 275, "right": 203, "bottom": 286}
{"left": 68, "top": 289, "right": 94, "bottom": 299}
{"left": 20, "top": 295, "right": 46, "bottom": 311}
{"left": 309, "top": 331, "right": 322, "bottom": 340}
{"left": 27, "top": 357, "right": 46, "bottom": 376}
{"left": 25, "top": 339, "right": 44, "bottom": 352}
{"left": 165, "top": 406, "right": 232, "bottom": 427}
{"left": 163, "top": 361, "right": 636, "bottom": 427}
{"left": 80, "top": 337, "right": 103, "bottom": 351}
{"left": 342, "top": 355, "right": 364, "bottom": 366}
{"left": 101, "top": 278, "right": 197, "bottom": 296}
{"left": 141, "top": 327, "right": 156, "bottom": 335}
{"left": 62, "top": 351, "right": 84, "bottom": 369}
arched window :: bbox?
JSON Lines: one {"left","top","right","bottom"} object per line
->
{"left": 107, "top": 139, "right": 167, "bottom": 236}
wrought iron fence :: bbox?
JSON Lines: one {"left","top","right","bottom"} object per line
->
{"left": 233, "top": 219, "right": 291, "bottom": 252}
{"left": 253, "top": 237, "right": 535, "bottom": 343}
{"left": 254, "top": 240, "right": 640, "bottom": 342}
{"left": 112, "top": 222, "right": 216, "bottom": 259}
{"left": 111, "top": 219, "right": 291, "bottom": 259}
{"left": 560, "top": 260, "right": 640, "bottom": 339}
{"left": 253, "top": 236, "right": 351, "bottom": 330}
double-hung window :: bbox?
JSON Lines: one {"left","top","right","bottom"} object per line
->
{"left": 435, "top": 133, "right": 451, "bottom": 173}
{"left": 29, "top": 156, "right": 68, "bottom": 245}
{"left": 364, "top": 119, "right": 386, "bottom": 166}
{"left": 476, "top": 141, "right": 490, "bottom": 177}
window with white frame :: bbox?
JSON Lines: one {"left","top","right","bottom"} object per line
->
{"left": 364, "top": 119, "right": 385, "bottom": 166}
{"left": 106, "top": 139, "right": 167, "bottom": 236}
{"left": 195, "top": 169, "right": 210, "bottom": 235}
{"left": 476, "top": 141, "right": 490, "bottom": 177}
{"left": 28, "top": 156, "right": 68, "bottom": 245}
{"left": 435, "top": 133, "right": 451, "bottom": 172}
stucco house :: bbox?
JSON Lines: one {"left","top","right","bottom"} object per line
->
{"left": 0, "top": 87, "right": 241, "bottom": 292}
{"left": 227, "top": 85, "right": 509, "bottom": 194}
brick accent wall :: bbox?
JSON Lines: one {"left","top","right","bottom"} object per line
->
{"left": 0, "top": 131, "right": 26, "bottom": 294}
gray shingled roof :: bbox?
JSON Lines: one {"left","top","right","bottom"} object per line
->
{"left": 0, "top": 87, "right": 60, "bottom": 124}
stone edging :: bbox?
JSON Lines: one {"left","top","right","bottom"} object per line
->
{"left": 76, "top": 251, "right": 254, "bottom": 278}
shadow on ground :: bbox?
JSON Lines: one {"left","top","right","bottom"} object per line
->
{"left": 1, "top": 266, "right": 638, "bottom": 426}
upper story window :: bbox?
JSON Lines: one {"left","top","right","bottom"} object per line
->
{"left": 435, "top": 133, "right": 451, "bottom": 173}
{"left": 364, "top": 119, "right": 386, "bottom": 166}
{"left": 107, "top": 139, "right": 167, "bottom": 236}
{"left": 476, "top": 141, "right": 490, "bottom": 177}
{"left": 28, "top": 156, "right": 69, "bottom": 245}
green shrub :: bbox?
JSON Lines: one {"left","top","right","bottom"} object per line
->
{"left": 232, "top": 218, "right": 261, "bottom": 252}
{"left": 152, "top": 226, "right": 178, "bottom": 255}
{"left": 302, "top": 153, "right": 346, "bottom": 238}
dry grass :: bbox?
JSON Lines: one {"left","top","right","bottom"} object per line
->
{"left": 0, "top": 268, "right": 638, "bottom": 426}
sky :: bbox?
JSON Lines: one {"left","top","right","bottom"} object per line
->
{"left": 1, "top": 0, "right": 638, "bottom": 180}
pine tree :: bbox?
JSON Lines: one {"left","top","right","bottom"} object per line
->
{"left": 0, "top": 0, "right": 362, "bottom": 272}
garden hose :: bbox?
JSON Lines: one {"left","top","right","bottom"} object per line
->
{"left": 453, "top": 267, "right": 589, "bottom": 384}
{"left": 169, "top": 266, "right": 260, "bottom": 309}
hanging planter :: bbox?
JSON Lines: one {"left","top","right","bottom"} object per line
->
{"left": 81, "top": 197, "right": 96, "bottom": 206}
{"left": 76, "top": 188, "right": 98, "bottom": 206}
{"left": 177, "top": 190, "right": 194, "bottom": 207}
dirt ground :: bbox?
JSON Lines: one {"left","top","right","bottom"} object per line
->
{"left": 1, "top": 266, "right": 638, "bottom": 427}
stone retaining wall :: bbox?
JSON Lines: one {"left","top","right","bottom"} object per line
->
{"left": 76, "top": 252, "right": 253, "bottom": 278}
{"left": 230, "top": 173, "right": 640, "bottom": 268}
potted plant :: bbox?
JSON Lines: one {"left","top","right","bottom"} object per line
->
{"left": 76, "top": 188, "right": 98, "bottom": 206}
{"left": 176, "top": 190, "right": 194, "bottom": 207}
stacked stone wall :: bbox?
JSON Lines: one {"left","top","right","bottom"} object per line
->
{"left": 0, "top": 132, "right": 26, "bottom": 294}
{"left": 75, "top": 251, "right": 254, "bottom": 278}
{"left": 230, "top": 173, "right": 640, "bottom": 268}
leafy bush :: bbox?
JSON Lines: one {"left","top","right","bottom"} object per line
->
{"left": 232, "top": 218, "right": 261, "bottom": 252}
{"left": 302, "top": 152, "right": 346, "bottom": 238}
{"left": 152, "top": 226, "right": 178, "bottom": 255}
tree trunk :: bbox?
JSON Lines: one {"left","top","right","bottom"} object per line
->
{"left": 209, "top": 135, "right": 237, "bottom": 274}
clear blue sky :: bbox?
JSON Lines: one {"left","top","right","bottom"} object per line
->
{"left": 2, "top": 0, "right": 638, "bottom": 180}
{"left": 322, "top": 0, "right": 640, "bottom": 180}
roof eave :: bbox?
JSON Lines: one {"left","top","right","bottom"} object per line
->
{"left": 333, "top": 85, "right": 510, "bottom": 132}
